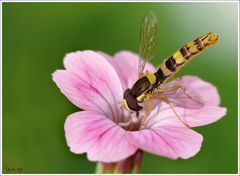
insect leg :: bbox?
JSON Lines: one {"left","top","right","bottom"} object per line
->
{"left": 140, "top": 98, "right": 153, "bottom": 129}
{"left": 148, "top": 93, "right": 190, "bottom": 128}
{"left": 158, "top": 85, "right": 203, "bottom": 105}
{"left": 166, "top": 101, "right": 190, "bottom": 128}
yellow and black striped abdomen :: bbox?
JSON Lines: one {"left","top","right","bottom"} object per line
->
{"left": 154, "top": 32, "right": 219, "bottom": 84}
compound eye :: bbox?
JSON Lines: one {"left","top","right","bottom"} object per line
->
{"left": 126, "top": 96, "right": 143, "bottom": 112}
{"left": 123, "top": 89, "right": 131, "bottom": 99}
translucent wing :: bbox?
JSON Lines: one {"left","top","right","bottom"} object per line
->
{"left": 138, "top": 11, "right": 158, "bottom": 77}
{"left": 149, "top": 86, "right": 205, "bottom": 109}
{"left": 162, "top": 88, "right": 205, "bottom": 109}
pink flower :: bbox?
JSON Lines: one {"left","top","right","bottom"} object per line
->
{"left": 52, "top": 50, "right": 226, "bottom": 163}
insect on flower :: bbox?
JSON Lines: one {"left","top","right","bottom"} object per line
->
{"left": 52, "top": 11, "right": 226, "bottom": 173}
{"left": 122, "top": 11, "right": 219, "bottom": 128}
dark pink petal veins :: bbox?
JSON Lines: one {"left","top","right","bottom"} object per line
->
{"left": 165, "top": 76, "right": 221, "bottom": 108}
{"left": 144, "top": 103, "right": 226, "bottom": 128}
{"left": 128, "top": 127, "right": 203, "bottom": 159}
{"left": 65, "top": 111, "right": 138, "bottom": 162}
{"left": 52, "top": 50, "right": 123, "bottom": 120}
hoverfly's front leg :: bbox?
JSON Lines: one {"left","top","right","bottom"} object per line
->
{"left": 140, "top": 98, "right": 153, "bottom": 129}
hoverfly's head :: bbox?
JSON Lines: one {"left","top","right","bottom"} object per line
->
{"left": 205, "top": 32, "right": 219, "bottom": 45}
{"left": 123, "top": 89, "right": 143, "bottom": 112}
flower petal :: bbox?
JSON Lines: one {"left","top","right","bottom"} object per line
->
{"left": 64, "top": 111, "right": 138, "bottom": 162}
{"left": 52, "top": 50, "right": 123, "bottom": 120}
{"left": 165, "top": 76, "right": 221, "bottom": 108}
{"left": 98, "top": 51, "right": 156, "bottom": 89}
{"left": 128, "top": 127, "right": 203, "bottom": 159}
{"left": 144, "top": 103, "right": 226, "bottom": 128}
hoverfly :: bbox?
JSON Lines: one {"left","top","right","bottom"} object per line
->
{"left": 122, "top": 11, "right": 219, "bottom": 127}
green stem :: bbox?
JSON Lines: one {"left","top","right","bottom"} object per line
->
{"left": 95, "top": 150, "right": 143, "bottom": 174}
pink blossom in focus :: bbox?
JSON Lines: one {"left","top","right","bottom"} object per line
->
{"left": 52, "top": 50, "right": 226, "bottom": 163}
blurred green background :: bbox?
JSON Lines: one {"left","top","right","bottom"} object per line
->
{"left": 2, "top": 2, "right": 238, "bottom": 174}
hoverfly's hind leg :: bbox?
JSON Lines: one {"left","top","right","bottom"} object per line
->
{"left": 166, "top": 100, "right": 190, "bottom": 128}
{"left": 148, "top": 93, "right": 191, "bottom": 128}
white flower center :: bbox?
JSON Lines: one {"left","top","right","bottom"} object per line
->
{"left": 117, "top": 108, "right": 145, "bottom": 131}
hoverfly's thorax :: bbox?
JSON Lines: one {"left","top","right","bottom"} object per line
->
{"left": 131, "top": 77, "right": 150, "bottom": 97}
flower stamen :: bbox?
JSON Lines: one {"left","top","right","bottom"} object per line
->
{"left": 118, "top": 108, "right": 142, "bottom": 130}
